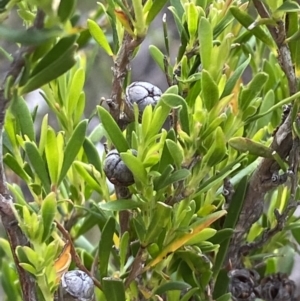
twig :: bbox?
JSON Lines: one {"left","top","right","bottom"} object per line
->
{"left": 116, "top": 185, "right": 131, "bottom": 236}
{"left": 240, "top": 202, "right": 300, "bottom": 255}
{"left": 240, "top": 136, "right": 300, "bottom": 255}
{"left": 56, "top": 221, "right": 102, "bottom": 290}
{"left": 124, "top": 246, "right": 145, "bottom": 288}
{"left": 227, "top": 1, "right": 298, "bottom": 268}
{"left": 108, "top": 33, "right": 144, "bottom": 123}
{"left": 0, "top": 9, "right": 46, "bottom": 301}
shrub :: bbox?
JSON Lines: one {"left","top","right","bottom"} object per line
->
{"left": 0, "top": 1, "right": 299, "bottom": 301}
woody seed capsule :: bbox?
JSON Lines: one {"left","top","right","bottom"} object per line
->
{"left": 60, "top": 270, "right": 94, "bottom": 301}
{"left": 125, "top": 81, "right": 162, "bottom": 113}
{"left": 103, "top": 149, "right": 136, "bottom": 186}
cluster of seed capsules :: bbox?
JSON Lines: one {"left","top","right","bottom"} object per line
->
{"left": 103, "top": 81, "right": 162, "bottom": 186}
{"left": 228, "top": 269, "right": 296, "bottom": 301}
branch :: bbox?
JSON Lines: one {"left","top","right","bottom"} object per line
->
{"left": 116, "top": 185, "right": 132, "bottom": 236}
{"left": 108, "top": 33, "right": 144, "bottom": 123}
{"left": 0, "top": 10, "right": 45, "bottom": 301}
{"left": 227, "top": 1, "right": 298, "bottom": 267}
{"left": 56, "top": 221, "right": 102, "bottom": 290}
{"left": 124, "top": 246, "right": 145, "bottom": 288}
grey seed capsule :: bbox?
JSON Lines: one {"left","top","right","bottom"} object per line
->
{"left": 125, "top": 81, "right": 162, "bottom": 113}
{"left": 103, "top": 149, "right": 136, "bottom": 186}
{"left": 60, "top": 270, "right": 94, "bottom": 301}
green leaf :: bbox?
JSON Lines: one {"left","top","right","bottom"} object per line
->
{"left": 102, "top": 278, "right": 126, "bottom": 301}
{"left": 186, "top": 2, "right": 198, "bottom": 38}
{"left": 120, "top": 152, "right": 148, "bottom": 185}
{"left": 187, "top": 228, "right": 217, "bottom": 245}
{"left": 58, "top": 0, "right": 76, "bottom": 22}
{"left": 216, "top": 293, "right": 232, "bottom": 301}
{"left": 45, "top": 128, "right": 60, "bottom": 185}
{"left": 10, "top": 96, "right": 35, "bottom": 141}
{"left": 161, "top": 93, "right": 189, "bottom": 134}
{"left": 25, "top": 142, "right": 51, "bottom": 193}
{"left": 20, "top": 35, "right": 78, "bottom": 94}
{"left": 99, "top": 199, "right": 141, "bottom": 211}
{"left": 41, "top": 192, "right": 56, "bottom": 242}
{"left": 146, "top": 0, "right": 168, "bottom": 25}
{"left": 99, "top": 217, "right": 116, "bottom": 278}
{"left": 83, "top": 138, "right": 102, "bottom": 173}
{"left": 154, "top": 164, "right": 174, "bottom": 190}
{"left": 4, "top": 154, "right": 30, "bottom": 182}
{"left": 276, "top": 0, "right": 300, "bottom": 13}
{"left": 149, "top": 45, "right": 165, "bottom": 72}
{"left": 199, "top": 17, "right": 213, "bottom": 70}
{"left": 213, "top": 176, "right": 248, "bottom": 296}
{"left": 0, "top": 26, "right": 60, "bottom": 45}
{"left": 201, "top": 70, "right": 219, "bottom": 111}
{"left": 88, "top": 19, "right": 113, "bottom": 56}
{"left": 58, "top": 120, "right": 88, "bottom": 184}
{"left": 208, "top": 228, "right": 234, "bottom": 245}
{"left": 166, "top": 139, "right": 183, "bottom": 169}
{"left": 229, "top": 137, "right": 273, "bottom": 158}
{"left": 221, "top": 55, "right": 251, "bottom": 98}
{"left": 154, "top": 281, "right": 191, "bottom": 295}
{"left": 144, "top": 202, "right": 172, "bottom": 245}
{"left": 206, "top": 127, "right": 227, "bottom": 166}
{"left": 230, "top": 7, "right": 275, "bottom": 49}
{"left": 156, "top": 169, "right": 190, "bottom": 190}
{"left": 19, "top": 263, "right": 37, "bottom": 275}
{"left": 74, "top": 161, "right": 102, "bottom": 193}
{"left": 67, "top": 68, "right": 85, "bottom": 116}
{"left": 145, "top": 210, "right": 227, "bottom": 270}
{"left": 132, "top": 0, "right": 146, "bottom": 37}
{"left": 239, "top": 72, "right": 268, "bottom": 111}
{"left": 97, "top": 106, "right": 129, "bottom": 152}
{"left": 119, "top": 231, "right": 129, "bottom": 271}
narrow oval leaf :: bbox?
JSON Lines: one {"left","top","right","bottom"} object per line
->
{"left": 10, "top": 96, "right": 35, "bottom": 141}
{"left": 144, "top": 202, "right": 172, "bottom": 245}
{"left": 45, "top": 128, "right": 60, "bottom": 185}
{"left": 97, "top": 106, "right": 129, "bottom": 153}
{"left": 88, "top": 19, "right": 113, "bottom": 56}
{"left": 4, "top": 154, "right": 31, "bottom": 182}
{"left": 157, "top": 169, "right": 191, "bottom": 190}
{"left": 58, "top": 0, "right": 76, "bottom": 22}
{"left": 149, "top": 45, "right": 165, "bottom": 71}
{"left": 199, "top": 17, "right": 213, "bottom": 70}
{"left": 25, "top": 142, "right": 51, "bottom": 193}
{"left": 83, "top": 138, "right": 102, "bottom": 173}
{"left": 41, "top": 192, "right": 57, "bottom": 242}
{"left": 187, "top": 2, "right": 198, "bottom": 38}
{"left": 102, "top": 278, "right": 126, "bottom": 301}
{"left": 67, "top": 68, "right": 85, "bottom": 115}
{"left": 161, "top": 93, "right": 189, "bottom": 134}
{"left": 229, "top": 137, "right": 273, "bottom": 158}
{"left": 201, "top": 70, "right": 219, "bottom": 111}
{"left": 144, "top": 210, "right": 227, "bottom": 270}
{"left": 120, "top": 152, "right": 148, "bottom": 185}
{"left": 154, "top": 281, "right": 191, "bottom": 295}
{"left": 230, "top": 7, "right": 275, "bottom": 49}
{"left": 146, "top": 0, "right": 168, "bottom": 25}
{"left": 166, "top": 139, "right": 183, "bottom": 169}
{"left": 58, "top": 120, "right": 88, "bottom": 184}
{"left": 221, "top": 55, "right": 251, "bottom": 97}
{"left": 20, "top": 45, "right": 77, "bottom": 94}
{"left": 0, "top": 25, "right": 60, "bottom": 45}
{"left": 99, "top": 217, "right": 116, "bottom": 278}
